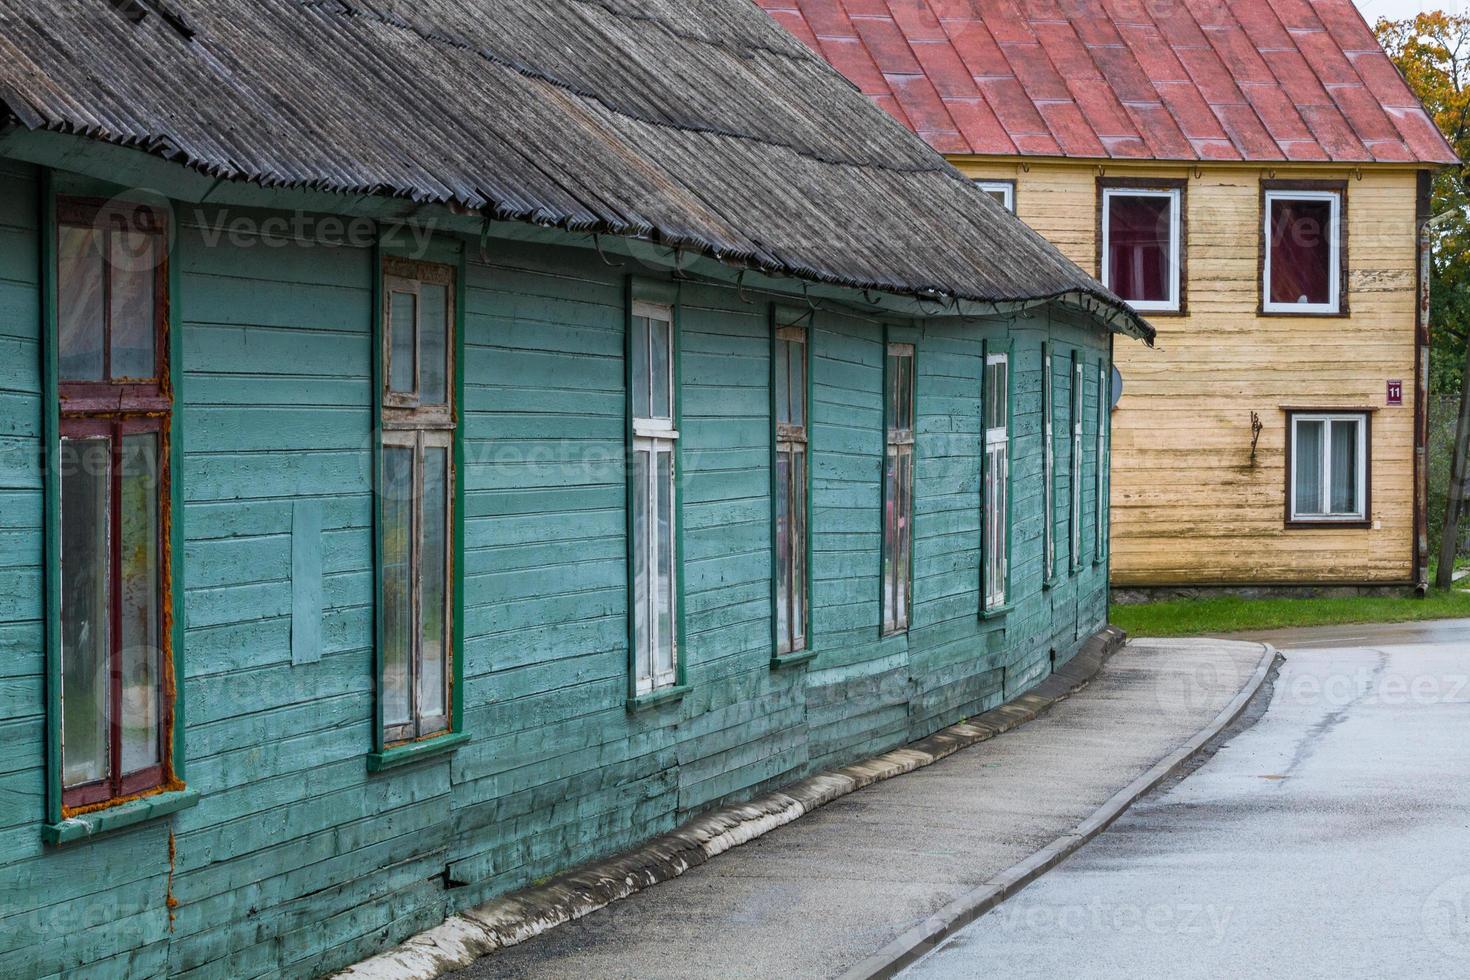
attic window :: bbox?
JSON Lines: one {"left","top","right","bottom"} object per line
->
{"left": 974, "top": 180, "right": 1015, "bottom": 213}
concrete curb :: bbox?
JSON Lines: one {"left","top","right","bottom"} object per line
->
{"left": 333, "top": 627, "right": 1128, "bottom": 980}
{"left": 838, "top": 640, "right": 1284, "bottom": 980}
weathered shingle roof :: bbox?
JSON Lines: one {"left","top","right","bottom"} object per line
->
{"left": 0, "top": 0, "right": 1151, "bottom": 339}
{"left": 756, "top": 0, "right": 1458, "bottom": 165}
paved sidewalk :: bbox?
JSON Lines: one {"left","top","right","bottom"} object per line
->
{"left": 448, "top": 639, "right": 1270, "bottom": 980}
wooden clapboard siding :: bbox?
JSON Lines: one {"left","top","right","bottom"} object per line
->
{"left": 956, "top": 159, "right": 1421, "bottom": 587}
{"left": 0, "top": 173, "right": 1116, "bottom": 978}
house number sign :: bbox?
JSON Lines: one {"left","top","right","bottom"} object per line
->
{"left": 1387, "top": 380, "right": 1403, "bottom": 406}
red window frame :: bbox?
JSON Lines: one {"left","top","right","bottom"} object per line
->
{"left": 56, "top": 197, "right": 174, "bottom": 813}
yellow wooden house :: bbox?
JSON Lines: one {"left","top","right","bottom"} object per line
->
{"left": 759, "top": 0, "right": 1458, "bottom": 593}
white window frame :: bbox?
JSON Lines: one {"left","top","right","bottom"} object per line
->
{"left": 1100, "top": 187, "right": 1182, "bottom": 313}
{"left": 1042, "top": 344, "right": 1055, "bottom": 584}
{"left": 1070, "top": 353, "right": 1083, "bottom": 570}
{"left": 974, "top": 180, "right": 1016, "bottom": 213}
{"left": 983, "top": 350, "right": 1009, "bottom": 611}
{"left": 1289, "top": 412, "right": 1368, "bottom": 523}
{"left": 1263, "top": 190, "right": 1342, "bottom": 315}
{"left": 632, "top": 301, "right": 679, "bottom": 695}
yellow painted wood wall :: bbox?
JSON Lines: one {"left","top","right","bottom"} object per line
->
{"left": 954, "top": 159, "right": 1422, "bottom": 587}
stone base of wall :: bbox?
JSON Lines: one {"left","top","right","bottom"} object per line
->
{"left": 1111, "top": 582, "right": 1420, "bottom": 606}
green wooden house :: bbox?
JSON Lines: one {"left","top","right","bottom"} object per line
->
{"left": 0, "top": 1, "right": 1152, "bottom": 976}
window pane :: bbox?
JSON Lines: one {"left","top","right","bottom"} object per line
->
{"left": 897, "top": 450, "right": 911, "bottom": 627}
{"left": 1270, "top": 198, "right": 1334, "bottom": 307}
{"left": 119, "top": 433, "right": 161, "bottom": 775}
{"left": 883, "top": 449, "right": 898, "bottom": 629}
{"left": 633, "top": 449, "right": 651, "bottom": 685}
{"left": 109, "top": 230, "right": 157, "bottom": 381}
{"left": 792, "top": 449, "right": 807, "bottom": 648}
{"left": 775, "top": 339, "right": 791, "bottom": 426}
{"left": 1043, "top": 354, "right": 1054, "bottom": 579}
{"left": 791, "top": 341, "right": 806, "bottom": 428}
{"left": 1330, "top": 421, "right": 1359, "bottom": 515}
{"left": 420, "top": 446, "right": 449, "bottom": 723}
{"left": 887, "top": 352, "right": 914, "bottom": 434}
{"left": 61, "top": 436, "right": 111, "bottom": 788}
{"left": 389, "top": 291, "right": 417, "bottom": 395}
{"left": 419, "top": 283, "right": 449, "bottom": 406}
{"left": 381, "top": 445, "right": 414, "bottom": 730}
{"left": 655, "top": 449, "right": 675, "bottom": 679}
{"left": 58, "top": 226, "right": 105, "bottom": 381}
{"left": 985, "top": 189, "right": 1009, "bottom": 208}
{"left": 886, "top": 355, "right": 900, "bottom": 432}
{"left": 1295, "top": 420, "right": 1325, "bottom": 516}
{"left": 651, "top": 317, "right": 672, "bottom": 420}
{"left": 776, "top": 449, "right": 790, "bottom": 651}
{"left": 632, "top": 316, "right": 651, "bottom": 420}
{"left": 1107, "top": 195, "right": 1172, "bottom": 304}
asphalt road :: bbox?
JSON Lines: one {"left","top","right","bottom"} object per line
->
{"left": 905, "top": 619, "right": 1470, "bottom": 979}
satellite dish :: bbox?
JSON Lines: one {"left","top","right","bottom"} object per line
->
{"left": 1111, "top": 366, "right": 1124, "bottom": 411}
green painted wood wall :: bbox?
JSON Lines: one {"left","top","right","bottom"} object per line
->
{"left": 0, "top": 166, "right": 1114, "bottom": 978}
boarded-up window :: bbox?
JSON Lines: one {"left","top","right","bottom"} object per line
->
{"left": 56, "top": 198, "right": 172, "bottom": 810}
{"left": 774, "top": 320, "right": 808, "bottom": 655}
{"left": 379, "top": 258, "right": 456, "bottom": 745}
{"left": 1264, "top": 190, "right": 1342, "bottom": 314}
{"left": 883, "top": 343, "right": 915, "bottom": 634}
{"left": 631, "top": 300, "right": 679, "bottom": 694}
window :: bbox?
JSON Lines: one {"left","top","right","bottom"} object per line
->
{"left": 1288, "top": 412, "right": 1369, "bottom": 524}
{"left": 882, "top": 343, "right": 915, "bottom": 635}
{"left": 1263, "top": 187, "right": 1343, "bottom": 315}
{"left": 631, "top": 300, "right": 679, "bottom": 694}
{"left": 1042, "top": 344, "right": 1056, "bottom": 584}
{"left": 1070, "top": 352, "right": 1083, "bottom": 571}
{"left": 379, "top": 258, "right": 456, "bottom": 746}
{"left": 1095, "top": 360, "right": 1108, "bottom": 561}
{"left": 1101, "top": 185, "right": 1182, "bottom": 312}
{"left": 773, "top": 319, "right": 808, "bottom": 656}
{"left": 55, "top": 197, "right": 173, "bottom": 810}
{"left": 975, "top": 180, "right": 1015, "bottom": 213}
{"left": 982, "top": 347, "right": 1009, "bottom": 611}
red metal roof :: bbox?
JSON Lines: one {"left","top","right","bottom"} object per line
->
{"left": 755, "top": 0, "right": 1457, "bottom": 164}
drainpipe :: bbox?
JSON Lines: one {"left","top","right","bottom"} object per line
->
{"left": 1415, "top": 172, "right": 1433, "bottom": 596}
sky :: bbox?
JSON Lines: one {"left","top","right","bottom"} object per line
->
{"left": 1354, "top": 0, "right": 1465, "bottom": 21}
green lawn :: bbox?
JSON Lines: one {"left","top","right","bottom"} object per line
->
{"left": 1111, "top": 586, "right": 1470, "bottom": 638}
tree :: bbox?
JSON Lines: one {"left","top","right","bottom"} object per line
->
{"left": 1375, "top": 13, "right": 1470, "bottom": 584}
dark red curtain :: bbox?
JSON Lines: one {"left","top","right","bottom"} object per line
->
{"left": 1107, "top": 195, "right": 1172, "bottom": 303}
{"left": 1269, "top": 199, "right": 1333, "bottom": 306}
